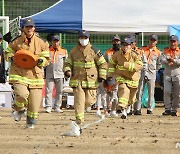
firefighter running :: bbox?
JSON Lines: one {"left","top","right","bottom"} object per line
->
{"left": 107, "top": 37, "right": 143, "bottom": 119}
{"left": 4, "top": 18, "right": 50, "bottom": 129}
{"left": 64, "top": 30, "right": 107, "bottom": 124}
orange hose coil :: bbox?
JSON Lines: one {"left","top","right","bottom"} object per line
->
{"left": 14, "top": 49, "right": 38, "bottom": 69}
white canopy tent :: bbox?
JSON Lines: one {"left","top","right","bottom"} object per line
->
{"left": 83, "top": 0, "right": 180, "bottom": 33}
{"left": 21, "top": 0, "right": 180, "bottom": 34}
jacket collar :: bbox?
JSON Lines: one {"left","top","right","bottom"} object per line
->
{"left": 21, "top": 32, "right": 35, "bottom": 44}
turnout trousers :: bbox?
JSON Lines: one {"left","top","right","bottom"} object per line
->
{"left": 13, "top": 83, "right": 42, "bottom": 124}
{"left": 73, "top": 83, "right": 97, "bottom": 124}
{"left": 117, "top": 83, "right": 137, "bottom": 109}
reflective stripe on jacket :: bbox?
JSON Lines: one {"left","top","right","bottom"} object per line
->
{"left": 64, "top": 43, "right": 107, "bottom": 88}
{"left": 4, "top": 32, "right": 50, "bottom": 88}
{"left": 108, "top": 49, "right": 143, "bottom": 88}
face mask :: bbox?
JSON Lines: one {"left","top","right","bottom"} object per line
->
{"left": 79, "top": 38, "right": 89, "bottom": 46}
{"left": 112, "top": 44, "right": 120, "bottom": 51}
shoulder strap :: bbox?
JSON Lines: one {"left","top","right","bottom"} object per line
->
{"left": 91, "top": 45, "right": 103, "bottom": 57}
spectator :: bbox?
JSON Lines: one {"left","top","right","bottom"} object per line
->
{"left": 134, "top": 34, "right": 161, "bottom": 115}
{"left": 45, "top": 35, "right": 68, "bottom": 113}
{"left": 160, "top": 35, "right": 180, "bottom": 116}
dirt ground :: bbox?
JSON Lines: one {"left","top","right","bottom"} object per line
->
{"left": 0, "top": 106, "right": 180, "bottom": 154}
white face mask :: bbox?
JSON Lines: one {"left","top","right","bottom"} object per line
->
{"left": 79, "top": 38, "right": 89, "bottom": 46}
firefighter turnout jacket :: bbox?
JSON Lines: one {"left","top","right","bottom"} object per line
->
{"left": 64, "top": 43, "right": 107, "bottom": 88}
{"left": 5, "top": 32, "right": 50, "bottom": 88}
{"left": 108, "top": 49, "right": 143, "bottom": 88}
{"left": 134, "top": 46, "right": 143, "bottom": 56}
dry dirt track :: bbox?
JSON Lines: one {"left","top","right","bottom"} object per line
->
{"left": 0, "top": 107, "right": 180, "bottom": 154}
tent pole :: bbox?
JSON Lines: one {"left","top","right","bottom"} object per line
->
{"left": 141, "top": 32, "right": 144, "bottom": 46}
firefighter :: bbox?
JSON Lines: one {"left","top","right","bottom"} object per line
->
{"left": 64, "top": 30, "right": 107, "bottom": 124}
{"left": 127, "top": 35, "right": 142, "bottom": 55}
{"left": 4, "top": 18, "right": 50, "bottom": 128}
{"left": 160, "top": 35, "right": 180, "bottom": 116}
{"left": 134, "top": 34, "right": 161, "bottom": 115}
{"left": 96, "top": 35, "right": 120, "bottom": 117}
{"left": 126, "top": 34, "right": 144, "bottom": 115}
{"left": 45, "top": 35, "right": 68, "bottom": 113}
{"left": 108, "top": 37, "right": 143, "bottom": 119}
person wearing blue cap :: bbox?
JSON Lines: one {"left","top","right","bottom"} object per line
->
{"left": 4, "top": 18, "right": 50, "bottom": 129}
{"left": 64, "top": 30, "right": 107, "bottom": 124}
{"left": 44, "top": 35, "right": 68, "bottom": 113}
{"left": 0, "top": 33, "right": 6, "bottom": 83}
{"left": 107, "top": 37, "right": 143, "bottom": 119}
{"left": 134, "top": 34, "right": 161, "bottom": 115}
{"left": 160, "top": 35, "right": 180, "bottom": 116}
{"left": 127, "top": 35, "right": 142, "bottom": 55}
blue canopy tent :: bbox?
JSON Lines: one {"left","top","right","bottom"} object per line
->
{"left": 21, "top": 0, "right": 82, "bottom": 33}
{"left": 169, "top": 25, "right": 180, "bottom": 43}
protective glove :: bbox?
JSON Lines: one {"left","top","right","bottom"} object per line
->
{"left": 64, "top": 71, "right": 71, "bottom": 78}
{"left": 8, "top": 57, "right": 14, "bottom": 63}
{"left": 37, "top": 59, "right": 43, "bottom": 65}
{"left": 98, "top": 77, "right": 105, "bottom": 83}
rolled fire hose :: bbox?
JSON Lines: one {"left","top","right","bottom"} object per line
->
{"left": 14, "top": 49, "right": 38, "bottom": 69}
